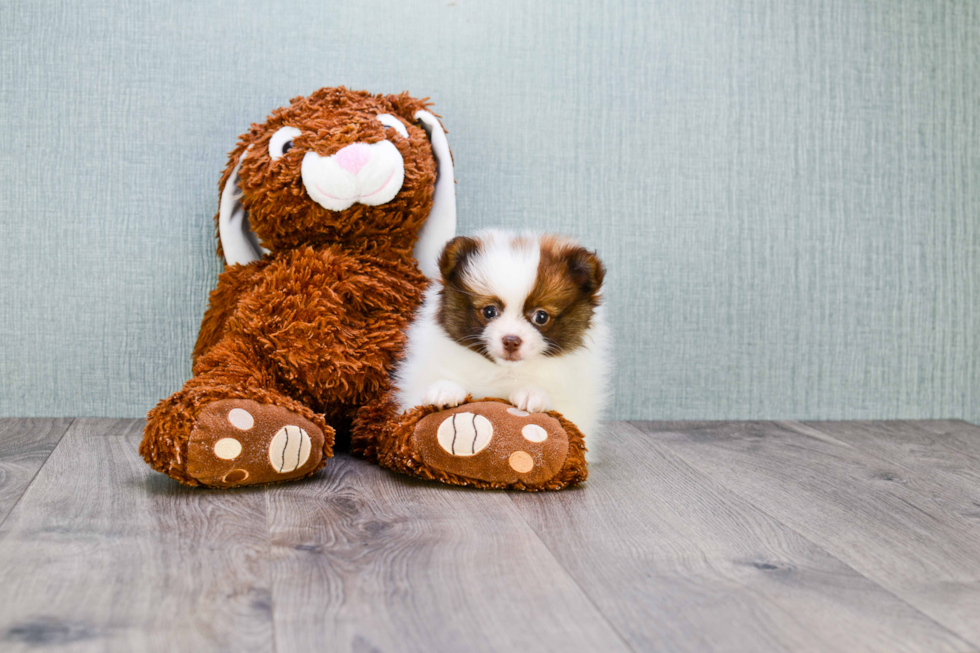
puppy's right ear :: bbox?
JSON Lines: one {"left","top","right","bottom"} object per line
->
{"left": 438, "top": 236, "right": 479, "bottom": 282}
{"left": 565, "top": 246, "right": 606, "bottom": 295}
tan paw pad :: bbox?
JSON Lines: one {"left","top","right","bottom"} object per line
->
{"left": 521, "top": 424, "right": 548, "bottom": 443}
{"left": 269, "top": 425, "right": 312, "bottom": 474}
{"left": 436, "top": 412, "right": 493, "bottom": 456}
{"left": 213, "top": 438, "right": 243, "bottom": 460}
{"left": 509, "top": 451, "right": 534, "bottom": 473}
{"left": 223, "top": 469, "right": 249, "bottom": 484}
{"left": 227, "top": 408, "right": 254, "bottom": 430}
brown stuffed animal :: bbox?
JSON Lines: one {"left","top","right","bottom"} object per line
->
{"left": 140, "top": 87, "right": 455, "bottom": 487}
{"left": 141, "top": 87, "right": 587, "bottom": 491}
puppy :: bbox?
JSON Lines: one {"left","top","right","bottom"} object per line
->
{"left": 394, "top": 229, "right": 610, "bottom": 457}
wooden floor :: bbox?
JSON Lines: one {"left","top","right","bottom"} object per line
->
{"left": 0, "top": 420, "right": 979, "bottom": 652}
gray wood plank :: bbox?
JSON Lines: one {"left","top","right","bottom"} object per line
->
{"left": 0, "top": 418, "right": 72, "bottom": 524}
{"left": 904, "top": 420, "right": 980, "bottom": 468}
{"left": 789, "top": 420, "right": 980, "bottom": 527}
{"left": 631, "top": 420, "right": 980, "bottom": 649}
{"left": 797, "top": 420, "right": 980, "bottom": 471}
{"left": 0, "top": 419, "right": 274, "bottom": 653}
{"left": 510, "top": 422, "right": 973, "bottom": 653}
{"left": 265, "top": 454, "right": 629, "bottom": 653}
{"left": 916, "top": 419, "right": 980, "bottom": 433}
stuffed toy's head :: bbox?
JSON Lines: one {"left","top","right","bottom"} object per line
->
{"left": 217, "top": 87, "right": 455, "bottom": 277}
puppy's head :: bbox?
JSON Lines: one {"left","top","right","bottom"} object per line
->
{"left": 437, "top": 230, "right": 605, "bottom": 365}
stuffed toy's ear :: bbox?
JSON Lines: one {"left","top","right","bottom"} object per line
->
{"left": 412, "top": 110, "right": 457, "bottom": 279}
{"left": 218, "top": 153, "right": 267, "bottom": 266}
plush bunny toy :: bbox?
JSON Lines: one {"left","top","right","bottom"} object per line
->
{"left": 141, "top": 87, "right": 587, "bottom": 490}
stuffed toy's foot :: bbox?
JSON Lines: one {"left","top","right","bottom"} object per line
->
{"left": 353, "top": 397, "right": 587, "bottom": 491}
{"left": 413, "top": 403, "right": 573, "bottom": 486}
{"left": 141, "top": 394, "right": 333, "bottom": 488}
{"left": 184, "top": 399, "right": 329, "bottom": 487}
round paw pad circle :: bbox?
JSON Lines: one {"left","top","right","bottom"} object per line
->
{"left": 521, "top": 424, "right": 548, "bottom": 443}
{"left": 213, "top": 438, "right": 243, "bottom": 460}
{"left": 436, "top": 412, "right": 493, "bottom": 456}
{"left": 413, "top": 401, "right": 569, "bottom": 486}
{"left": 269, "top": 425, "right": 312, "bottom": 473}
{"left": 509, "top": 451, "right": 534, "bottom": 473}
{"left": 186, "top": 399, "right": 326, "bottom": 487}
{"left": 223, "top": 469, "right": 249, "bottom": 484}
{"left": 227, "top": 408, "right": 254, "bottom": 430}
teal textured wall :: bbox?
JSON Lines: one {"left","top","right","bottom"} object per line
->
{"left": 1, "top": 0, "right": 978, "bottom": 420}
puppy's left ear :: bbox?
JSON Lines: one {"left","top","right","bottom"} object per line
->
{"left": 565, "top": 247, "right": 606, "bottom": 296}
{"left": 439, "top": 236, "right": 479, "bottom": 282}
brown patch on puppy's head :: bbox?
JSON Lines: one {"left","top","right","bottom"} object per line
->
{"left": 436, "top": 236, "right": 495, "bottom": 360}
{"left": 217, "top": 87, "right": 441, "bottom": 254}
{"left": 525, "top": 236, "right": 605, "bottom": 356}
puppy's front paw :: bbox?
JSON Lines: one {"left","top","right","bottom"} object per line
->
{"left": 421, "top": 380, "right": 469, "bottom": 409}
{"left": 509, "top": 387, "right": 554, "bottom": 413}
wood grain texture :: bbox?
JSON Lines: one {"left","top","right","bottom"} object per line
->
{"left": 899, "top": 420, "right": 980, "bottom": 469}
{"left": 791, "top": 420, "right": 980, "bottom": 528}
{"left": 0, "top": 418, "right": 72, "bottom": 524}
{"left": 265, "top": 454, "right": 627, "bottom": 653}
{"left": 0, "top": 419, "right": 274, "bottom": 653}
{"left": 631, "top": 420, "right": 980, "bottom": 648}
{"left": 3, "top": 418, "right": 979, "bottom": 652}
{"left": 511, "top": 422, "right": 972, "bottom": 653}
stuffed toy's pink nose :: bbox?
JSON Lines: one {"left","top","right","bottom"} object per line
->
{"left": 335, "top": 143, "right": 372, "bottom": 176}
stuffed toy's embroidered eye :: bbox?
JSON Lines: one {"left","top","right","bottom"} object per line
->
{"left": 532, "top": 310, "right": 550, "bottom": 325}
{"left": 269, "top": 126, "right": 302, "bottom": 161}
{"left": 376, "top": 114, "right": 408, "bottom": 139}
{"left": 482, "top": 305, "right": 499, "bottom": 320}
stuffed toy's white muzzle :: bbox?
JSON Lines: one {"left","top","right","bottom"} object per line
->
{"left": 301, "top": 140, "right": 405, "bottom": 211}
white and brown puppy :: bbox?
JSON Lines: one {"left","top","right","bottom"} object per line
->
{"left": 394, "top": 229, "right": 610, "bottom": 458}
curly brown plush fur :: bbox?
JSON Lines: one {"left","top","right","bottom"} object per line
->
{"left": 141, "top": 88, "right": 436, "bottom": 487}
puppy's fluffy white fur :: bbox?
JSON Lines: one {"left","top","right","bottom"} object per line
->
{"left": 395, "top": 229, "right": 610, "bottom": 459}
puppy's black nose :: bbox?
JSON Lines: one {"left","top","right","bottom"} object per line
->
{"left": 502, "top": 335, "right": 522, "bottom": 353}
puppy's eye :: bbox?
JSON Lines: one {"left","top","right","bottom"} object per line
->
{"left": 482, "top": 306, "right": 499, "bottom": 320}
{"left": 377, "top": 113, "right": 409, "bottom": 138}
{"left": 532, "top": 310, "right": 550, "bottom": 325}
{"left": 269, "top": 126, "right": 302, "bottom": 161}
